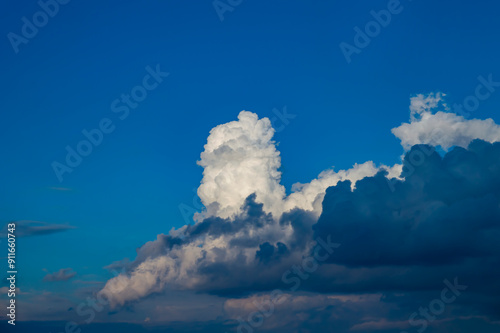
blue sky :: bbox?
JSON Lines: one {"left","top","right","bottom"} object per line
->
{"left": 2, "top": 0, "right": 500, "bottom": 332}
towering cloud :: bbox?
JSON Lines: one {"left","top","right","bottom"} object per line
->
{"left": 197, "top": 111, "right": 285, "bottom": 219}
{"left": 100, "top": 109, "right": 395, "bottom": 306}
{"left": 196, "top": 110, "right": 399, "bottom": 220}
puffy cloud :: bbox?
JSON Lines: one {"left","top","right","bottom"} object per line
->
{"left": 409, "top": 92, "right": 448, "bottom": 122}
{"left": 197, "top": 110, "right": 399, "bottom": 220}
{"left": 100, "top": 110, "right": 399, "bottom": 307}
{"left": 392, "top": 92, "right": 500, "bottom": 150}
{"left": 197, "top": 111, "right": 285, "bottom": 219}
{"left": 100, "top": 196, "right": 304, "bottom": 307}
{"left": 284, "top": 161, "right": 402, "bottom": 216}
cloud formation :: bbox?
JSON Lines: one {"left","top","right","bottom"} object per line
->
{"left": 197, "top": 110, "right": 400, "bottom": 220}
{"left": 99, "top": 95, "right": 500, "bottom": 333}
{"left": 100, "top": 110, "right": 399, "bottom": 307}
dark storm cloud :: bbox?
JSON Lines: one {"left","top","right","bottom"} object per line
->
{"left": 255, "top": 242, "right": 289, "bottom": 263}
{"left": 279, "top": 208, "right": 317, "bottom": 250}
{"left": 314, "top": 139, "right": 500, "bottom": 267}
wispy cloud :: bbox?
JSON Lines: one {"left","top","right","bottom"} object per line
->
{"left": 0, "top": 220, "right": 75, "bottom": 238}
{"left": 48, "top": 187, "right": 73, "bottom": 192}
{"left": 44, "top": 268, "right": 77, "bottom": 282}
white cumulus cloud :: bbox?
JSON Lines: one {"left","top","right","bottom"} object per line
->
{"left": 392, "top": 92, "right": 500, "bottom": 150}
{"left": 197, "top": 111, "right": 285, "bottom": 219}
